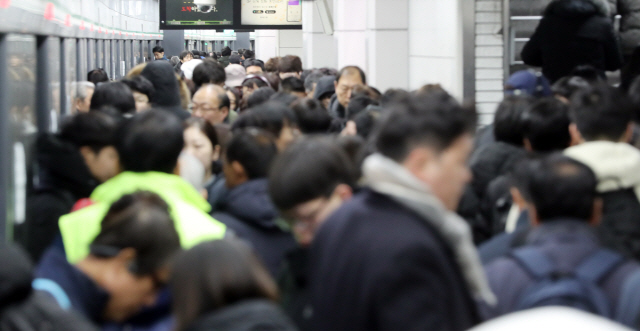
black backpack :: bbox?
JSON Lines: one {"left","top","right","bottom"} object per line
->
{"left": 511, "top": 247, "right": 640, "bottom": 327}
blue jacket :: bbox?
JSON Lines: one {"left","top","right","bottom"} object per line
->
{"left": 482, "top": 219, "right": 640, "bottom": 320}
{"left": 35, "top": 246, "right": 174, "bottom": 331}
{"left": 213, "top": 179, "right": 296, "bottom": 277}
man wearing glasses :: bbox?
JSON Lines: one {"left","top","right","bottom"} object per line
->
{"left": 191, "top": 84, "right": 231, "bottom": 125}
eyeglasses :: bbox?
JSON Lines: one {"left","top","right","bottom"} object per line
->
{"left": 190, "top": 102, "right": 221, "bottom": 113}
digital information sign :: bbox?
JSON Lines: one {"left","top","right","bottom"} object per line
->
{"left": 160, "top": 0, "right": 302, "bottom": 30}
{"left": 160, "top": 0, "right": 234, "bottom": 29}
{"left": 241, "top": 0, "right": 301, "bottom": 26}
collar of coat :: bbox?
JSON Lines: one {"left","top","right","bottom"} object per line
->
{"left": 564, "top": 140, "right": 640, "bottom": 202}
{"left": 362, "top": 153, "right": 497, "bottom": 306}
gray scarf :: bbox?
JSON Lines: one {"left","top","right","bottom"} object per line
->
{"left": 362, "top": 153, "right": 497, "bottom": 305}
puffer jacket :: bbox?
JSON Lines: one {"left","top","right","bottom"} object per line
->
{"left": 522, "top": 0, "right": 623, "bottom": 82}
{"left": 608, "top": 0, "right": 640, "bottom": 56}
{"left": 213, "top": 179, "right": 297, "bottom": 277}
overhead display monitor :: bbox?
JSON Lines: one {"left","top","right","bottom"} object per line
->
{"left": 241, "top": 0, "right": 302, "bottom": 26}
{"left": 160, "top": 0, "right": 234, "bottom": 29}
{"left": 159, "top": 0, "right": 302, "bottom": 30}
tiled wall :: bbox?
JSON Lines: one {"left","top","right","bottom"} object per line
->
{"left": 475, "top": 0, "right": 504, "bottom": 125}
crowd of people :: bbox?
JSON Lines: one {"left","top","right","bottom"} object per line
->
{"left": 8, "top": 0, "right": 640, "bottom": 329}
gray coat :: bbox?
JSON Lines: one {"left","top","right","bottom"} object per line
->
{"left": 608, "top": 0, "right": 640, "bottom": 56}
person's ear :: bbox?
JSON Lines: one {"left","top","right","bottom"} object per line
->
{"left": 569, "top": 123, "right": 583, "bottom": 146}
{"left": 115, "top": 247, "right": 137, "bottom": 273}
{"left": 212, "top": 145, "right": 221, "bottom": 162}
{"left": 523, "top": 138, "right": 533, "bottom": 152}
{"left": 79, "top": 146, "right": 96, "bottom": 164}
{"left": 622, "top": 122, "right": 634, "bottom": 143}
{"left": 403, "top": 147, "right": 435, "bottom": 182}
{"left": 173, "top": 160, "right": 181, "bottom": 176}
{"left": 334, "top": 80, "right": 338, "bottom": 90}
{"left": 589, "top": 197, "right": 603, "bottom": 227}
{"left": 221, "top": 106, "right": 229, "bottom": 118}
{"left": 510, "top": 187, "right": 527, "bottom": 209}
{"left": 333, "top": 183, "right": 353, "bottom": 202}
{"left": 231, "top": 160, "right": 247, "bottom": 180}
{"left": 528, "top": 206, "right": 541, "bottom": 227}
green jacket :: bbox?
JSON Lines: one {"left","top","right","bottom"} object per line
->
{"left": 59, "top": 171, "right": 226, "bottom": 263}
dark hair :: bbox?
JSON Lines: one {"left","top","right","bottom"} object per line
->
{"left": 221, "top": 46, "right": 232, "bottom": 57}
{"left": 192, "top": 50, "right": 201, "bottom": 57}
{"left": 304, "top": 71, "right": 324, "bottom": 93}
{"left": 229, "top": 54, "right": 242, "bottom": 64}
{"left": 621, "top": 47, "right": 640, "bottom": 92}
{"left": 179, "top": 51, "right": 193, "bottom": 61}
{"left": 520, "top": 154, "right": 598, "bottom": 221}
{"left": 264, "top": 73, "right": 281, "bottom": 92}
{"left": 269, "top": 92, "right": 299, "bottom": 107}
{"left": 193, "top": 59, "right": 226, "bottom": 90}
{"left": 265, "top": 57, "right": 281, "bottom": 73}
{"left": 243, "top": 49, "right": 255, "bottom": 59}
{"left": 570, "top": 65, "right": 604, "bottom": 84}
{"left": 244, "top": 59, "right": 265, "bottom": 71}
{"left": 570, "top": 84, "right": 633, "bottom": 141}
{"left": 627, "top": 76, "right": 640, "bottom": 122}
{"left": 353, "top": 107, "right": 382, "bottom": 139}
{"left": 277, "top": 55, "right": 303, "bottom": 74}
{"left": 87, "top": 68, "right": 109, "bottom": 85}
{"left": 551, "top": 76, "right": 591, "bottom": 100}
{"left": 269, "top": 137, "right": 357, "bottom": 212}
{"left": 380, "top": 88, "right": 410, "bottom": 108}
{"left": 280, "top": 77, "right": 305, "bottom": 94}
{"left": 225, "top": 128, "right": 278, "bottom": 179}
{"left": 522, "top": 97, "right": 571, "bottom": 152}
{"left": 347, "top": 96, "right": 378, "bottom": 120}
{"left": 152, "top": 46, "right": 164, "bottom": 53}
{"left": 336, "top": 66, "right": 366, "bottom": 85}
{"left": 291, "top": 98, "right": 332, "bottom": 134}
{"left": 121, "top": 76, "right": 155, "bottom": 98}
{"left": 90, "top": 82, "right": 136, "bottom": 115}
{"left": 91, "top": 191, "right": 180, "bottom": 275}
{"left": 374, "top": 92, "right": 476, "bottom": 162}
{"left": 233, "top": 101, "right": 297, "bottom": 138}
{"left": 493, "top": 96, "right": 533, "bottom": 147}
{"left": 170, "top": 239, "right": 278, "bottom": 331}
{"left": 115, "top": 110, "right": 184, "bottom": 173}
{"left": 59, "top": 112, "right": 119, "bottom": 153}
{"left": 247, "top": 87, "right": 276, "bottom": 109}
{"left": 242, "top": 76, "right": 269, "bottom": 89}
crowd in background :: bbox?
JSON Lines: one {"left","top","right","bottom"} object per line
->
{"left": 8, "top": 0, "right": 640, "bottom": 330}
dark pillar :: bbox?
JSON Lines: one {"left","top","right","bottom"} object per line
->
{"left": 163, "top": 30, "right": 185, "bottom": 59}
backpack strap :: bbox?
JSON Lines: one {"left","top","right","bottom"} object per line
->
{"left": 510, "top": 247, "right": 555, "bottom": 279}
{"left": 615, "top": 268, "right": 640, "bottom": 328}
{"left": 575, "top": 249, "right": 624, "bottom": 283}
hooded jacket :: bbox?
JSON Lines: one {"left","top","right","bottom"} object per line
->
{"left": 59, "top": 171, "right": 227, "bottom": 264}
{"left": 18, "top": 133, "right": 100, "bottom": 262}
{"left": 565, "top": 141, "right": 640, "bottom": 260}
{"left": 185, "top": 300, "right": 298, "bottom": 331}
{"left": 521, "top": 0, "right": 622, "bottom": 82}
{"left": 140, "top": 61, "right": 190, "bottom": 119}
{"left": 213, "top": 179, "right": 297, "bottom": 277}
{"left": 607, "top": 0, "right": 640, "bottom": 57}
{"left": 0, "top": 244, "right": 98, "bottom": 331}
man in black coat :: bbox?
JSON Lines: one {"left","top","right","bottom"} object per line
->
{"left": 308, "top": 92, "right": 494, "bottom": 331}
{"left": 213, "top": 129, "right": 297, "bottom": 278}
{"left": 521, "top": 0, "right": 622, "bottom": 83}
{"left": 17, "top": 112, "right": 118, "bottom": 262}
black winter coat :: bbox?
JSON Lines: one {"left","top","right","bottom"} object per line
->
{"left": 17, "top": 133, "right": 99, "bottom": 262}
{"left": 308, "top": 189, "right": 481, "bottom": 331}
{"left": 213, "top": 179, "right": 297, "bottom": 277}
{"left": 185, "top": 300, "right": 297, "bottom": 331}
{"left": 0, "top": 244, "right": 98, "bottom": 331}
{"left": 521, "top": 0, "right": 623, "bottom": 83}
